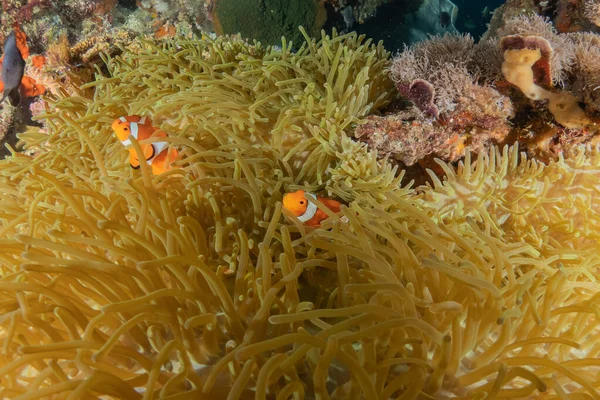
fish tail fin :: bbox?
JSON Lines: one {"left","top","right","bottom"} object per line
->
{"left": 8, "top": 89, "right": 20, "bottom": 106}
{"left": 128, "top": 150, "right": 141, "bottom": 169}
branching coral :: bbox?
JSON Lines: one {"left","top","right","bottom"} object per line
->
{"left": 70, "top": 29, "right": 136, "bottom": 63}
{"left": 0, "top": 30, "right": 599, "bottom": 399}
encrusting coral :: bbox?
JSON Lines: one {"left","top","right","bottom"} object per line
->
{"left": 1, "top": 30, "right": 600, "bottom": 399}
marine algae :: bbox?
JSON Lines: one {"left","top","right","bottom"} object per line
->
{"left": 0, "top": 30, "right": 600, "bottom": 399}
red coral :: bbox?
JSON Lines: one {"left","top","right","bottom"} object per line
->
{"left": 31, "top": 55, "right": 45, "bottom": 69}
{"left": 20, "top": 76, "right": 45, "bottom": 97}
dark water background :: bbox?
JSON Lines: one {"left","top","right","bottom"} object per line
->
{"left": 350, "top": 0, "right": 506, "bottom": 52}
{"left": 453, "top": 0, "right": 505, "bottom": 37}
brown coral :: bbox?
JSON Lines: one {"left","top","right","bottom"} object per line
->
{"left": 584, "top": 0, "right": 600, "bottom": 26}
{"left": 355, "top": 74, "right": 514, "bottom": 167}
{"left": 70, "top": 30, "right": 135, "bottom": 63}
{"left": 469, "top": 38, "right": 504, "bottom": 82}
{"left": 355, "top": 110, "right": 450, "bottom": 165}
{"left": 568, "top": 32, "right": 600, "bottom": 114}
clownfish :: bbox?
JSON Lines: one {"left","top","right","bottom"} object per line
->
{"left": 282, "top": 190, "right": 342, "bottom": 227}
{"left": 111, "top": 115, "right": 179, "bottom": 175}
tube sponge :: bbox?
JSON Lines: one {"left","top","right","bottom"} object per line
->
{"left": 501, "top": 34, "right": 594, "bottom": 129}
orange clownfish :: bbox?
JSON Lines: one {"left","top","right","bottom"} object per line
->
{"left": 111, "top": 115, "right": 179, "bottom": 175}
{"left": 282, "top": 190, "right": 342, "bottom": 227}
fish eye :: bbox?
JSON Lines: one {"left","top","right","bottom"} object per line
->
{"left": 124, "top": 127, "right": 128, "bottom": 131}
{"left": 300, "top": 200, "right": 305, "bottom": 205}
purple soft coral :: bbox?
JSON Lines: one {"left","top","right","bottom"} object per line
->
{"left": 396, "top": 79, "right": 439, "bottom": 118}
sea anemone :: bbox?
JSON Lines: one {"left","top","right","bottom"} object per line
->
{"left": 0, "top": 31, "right": 600, "bottom": 399}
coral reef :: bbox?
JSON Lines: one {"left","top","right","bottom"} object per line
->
{"left": 362, "top": 33, "right": 513, "bottom": 167}
{"left": 485, "top": 0, "right": 600, "bottom": 36}
{"left": 0, "top": 0, "right": 213, "bottom": 128}
{"left": 134, "top": 0, "right": 212, "bottom": 34}
{"left": 69, "top": 29, "right": 136, "bottom": 63}
{"left": 358, "top": 14, "right": 600, "bottom": 167}
{"left": 491, "top": 15, "right": 600, "bottom": 157}
{"left": 0, "top": 27, "right": 45, "bottom": 147}
{"left": 492, "top": 14, "right": 575, "bottom": 86}
{"left": 1, "top": 31, "right": 600, "bottom": 399}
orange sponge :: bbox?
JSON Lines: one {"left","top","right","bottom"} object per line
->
{"left": 501, "top": 34, "right": 593, "bottom": 129}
